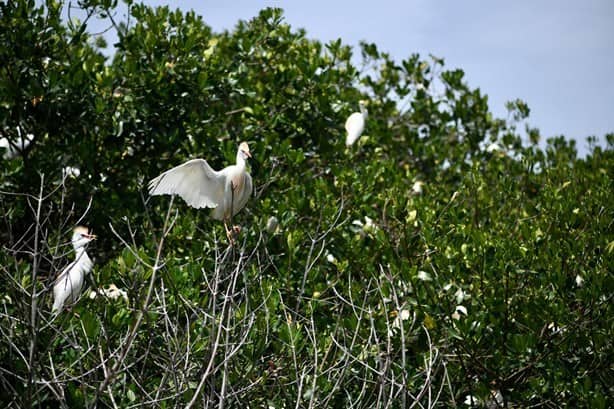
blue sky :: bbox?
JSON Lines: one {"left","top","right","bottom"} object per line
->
{"left": 88, "top": 1, "right": 613, "bottom": 154}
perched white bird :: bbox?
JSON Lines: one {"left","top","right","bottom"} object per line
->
{"left": 89, "top": 283, "right": 128, "bottom": 302}
{"left": 62, "top": 166, "right": 81, "bottom": 179}
{"left": 345, "top": 100, "right": 368, "bottom": 146}
{"left": 0, "top": 129, "right": 34, "bottom": 159}
{"left": 411, "top": 181, "right": 424, "bottom": 195}
{"left": 148, "top": 142, "right": 253, "bottom": 241}
{"left": 52, "top": 226, "right": 96, "bottom": 313}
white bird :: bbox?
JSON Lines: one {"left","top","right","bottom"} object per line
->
{"left": 0, "top": 128, "right": 34, "bottom": 159}
{"left": 345, "top": 100, "right": 368, "bottom": 146}
{"left": 411, "top": 181, "right": 424, "bottom": 195}
{"left": 62, "top": 166, "right": 81, "bottom": 179}
{"left": 52, "top": 226, "right": 96, "bottom": 313}
{"left": 148, "top": 142, "right": 253, "bottom": 241}
{"left": 89, "top": 283, "right": 128, "bottom": 302}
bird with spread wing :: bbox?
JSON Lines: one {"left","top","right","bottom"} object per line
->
{"left": 148, "top": 142, "right": 253, "bottom": 242}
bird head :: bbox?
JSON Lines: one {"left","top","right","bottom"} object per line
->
{"left": 71, "top": 226, "right": 96, "bottom": 249}
{"left": 238, "top": 141, "right": 252, "bottom": 160}
{"left": 357, "top": 100, "right": 369, "bottom": 119}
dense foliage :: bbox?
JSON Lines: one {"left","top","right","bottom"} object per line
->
{"left": 1, "top": 1, "right": 612, "bottom": 407}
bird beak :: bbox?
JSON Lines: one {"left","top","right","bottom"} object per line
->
{"left": 85, "top": 233, "right": 97, "bottom": 240}
{"left": 244, "top": 150, "right": 252, "bottom": 159}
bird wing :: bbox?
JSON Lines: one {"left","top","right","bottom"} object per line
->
{"left": 148, "top": 159, "right": 225, "bottom": 209}
{"left": 52, "top": 261, "right": 82, "bottom": 312}
{"left": 345, "top": 112, "right": 365, "bottom": 146}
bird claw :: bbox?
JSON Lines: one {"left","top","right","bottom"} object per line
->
{"left": 225, "top": 225, "right": 242, "bottom": 245}
{"left": 226, "top": 229, "right": 235, "bottom": 244}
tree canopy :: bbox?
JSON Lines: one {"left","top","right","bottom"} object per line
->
{"left": 1, "top": 1, "right": 612, "bottom": 407}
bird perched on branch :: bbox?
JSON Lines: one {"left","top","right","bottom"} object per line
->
{"left": 345, "top": 100, "right": 368, "bottom": 146}
{"left": 0, "top": 128, "right": 34, "bottom": 159}
{"left": 148, "top": 142, "right": 253, "bottom": 242}
{"left": 52, "top": 226, "right": 96, "bottom": 313}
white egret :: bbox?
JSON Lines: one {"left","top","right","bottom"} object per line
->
{"left": 62, "top": 166, "right": 81, "bottom": 179}
{"left": 89, "top": 283, "right": 128, "bottom": 302}
{"left": 0, "top": 129, "right": 34, "bottom": 159}
{"left": 485, "top": 142, "right": 503, "bottom": 153}
{"left": 148, "top": 142, "right": 253, "bottom": 241}
{"left": 52, "top": 226, "right": 96, "bottom": 313}
{"left": 345, "top": 100, "right": 368, "bottom": 146}
{"left": 411, "top": 181, "right": 424, "bottom": 195}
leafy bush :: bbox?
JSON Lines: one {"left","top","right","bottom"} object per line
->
{"left": 1, "top": 2, "right": 612, "bottom": 407}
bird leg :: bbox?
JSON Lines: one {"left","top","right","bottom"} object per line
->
{"left": 225, "top": 181, "right": 241, "bottom": 244}
{"left": 224, "top": 219, "right": 242, "bottom": 245}
{"left": 223, "top": 220, "right": 242, "bottom": 244}
{"left": 224, "top": 220, "right": 234, "bottom": 244}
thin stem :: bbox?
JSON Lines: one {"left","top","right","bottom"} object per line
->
{"left": 26, "top": 173, "right": 45, "bottom": 405}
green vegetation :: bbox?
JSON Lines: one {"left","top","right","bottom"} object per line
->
{"left": 1, "top": 1, "right": 612, "bottom": 407}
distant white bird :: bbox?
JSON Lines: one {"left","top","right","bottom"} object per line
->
{"left": 345, "top": 100, "right": 368, "bottom": 146}
{"left": 52, "top": 226, "right": 96, "bottom": 313}
{"left": 0, "top": 129, "right": 34, "bottom": 159}
{"left": 485, "top": 142, "right": 503, "bottom": 153}
{"left": 411, "top": 181, "right": 424, "bottom": 195}
{"left": 62, "top": 166, "right": 81, "bottom": 179}
{"left": 148, "top": 142, "right": 253, "bottom": 241}
{"left": 89, "top": 283, "right": 128, "bottom": 302}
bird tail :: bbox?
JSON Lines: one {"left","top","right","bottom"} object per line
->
{"left": 346, "top": 131, "right": 361, "bottom": 146}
